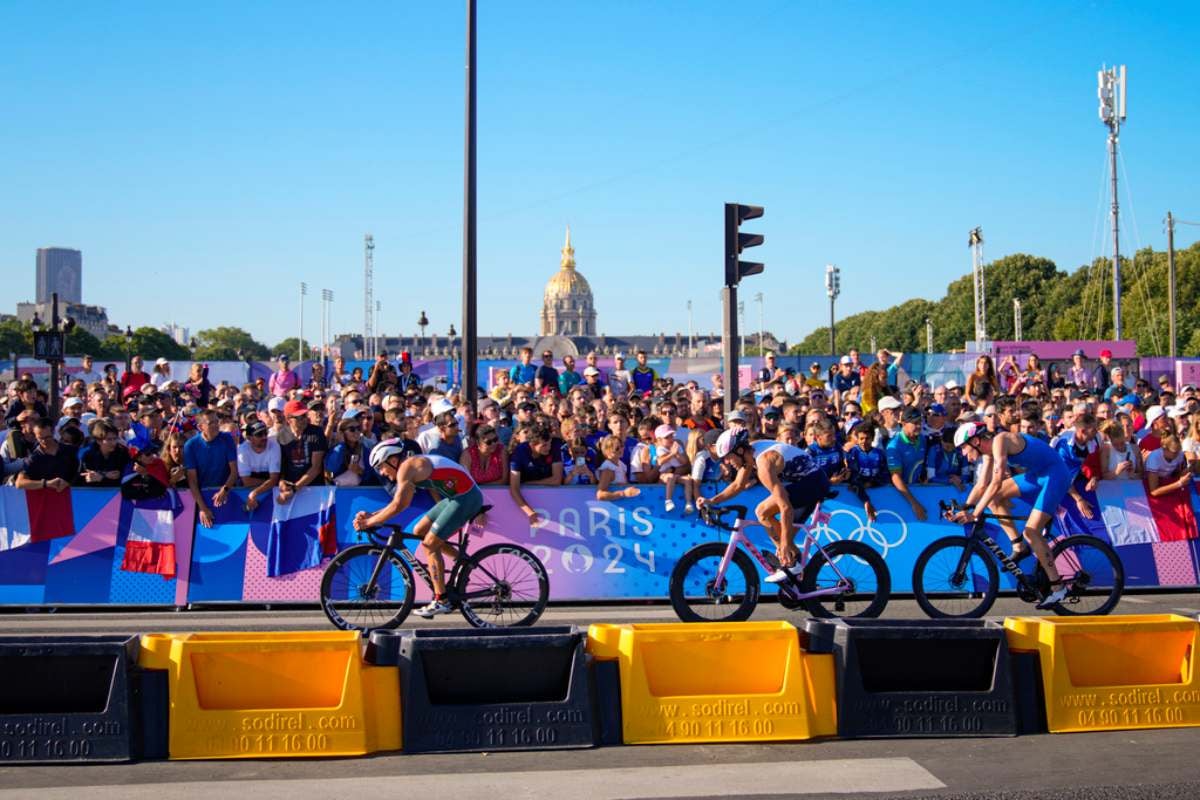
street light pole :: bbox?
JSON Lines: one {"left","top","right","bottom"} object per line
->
{"left": 299, "top": 282, "right": 307, "bottom": 362}
{"left": 825, "top": 264, "right": 841, "bottom": 356}
{"left": 754, "top": 291, "right": 764, "bottom": 355}
{"left": 461, "top": 0, "right": 479, "bottom": 404}
{"left": 687, "top": 300, "right": 694, "bottom": 357}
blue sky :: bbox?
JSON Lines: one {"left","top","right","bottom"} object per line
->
{"left": 2, "top": 1, "right": 1198, "bottom": 349}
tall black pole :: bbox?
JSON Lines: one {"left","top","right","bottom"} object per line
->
{"left": 1167, "top": 211, "right": 1177, "bottom": 358}
{"left": 828, "top": 297, "right": 836, "bottom": 356}
{"left": 722, "top": 286, "right": 739, "bottom": 414}
{"left": 461, "top": 0, "right": 478, "bottom": 404}
{"left": 49, "top": 292, "right": 60, "bottom": 421}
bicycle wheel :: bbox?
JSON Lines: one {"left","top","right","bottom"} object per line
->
{"left": 1040, "top": 534, "right": 1124, "bottom": 616}
{"left": 912, "top": 536, "right": 999, "bottom": 619}
{"left": 669, "top": 542, "right": 760, "bottom": 622}
{"left": 320, "top": 544, "right": 415, "bottom": 633}
{"left": 455, "top": 544, "right": 550, "bottom": 628}
{"left": 799, "top": 539, "right": 890, "bottom": 618}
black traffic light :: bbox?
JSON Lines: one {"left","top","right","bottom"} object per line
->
{"left": 724, "top": 203, "right": 765, "bottom": 286}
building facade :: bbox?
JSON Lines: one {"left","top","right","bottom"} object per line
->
{"left": 16, "top": 301, "right": 110, "bottom": 341}
{"left": 36, "top": 247, "right": 83, "bottom": 304}
{"left": 540, "top": 227, "right": 596, "bottom": 337}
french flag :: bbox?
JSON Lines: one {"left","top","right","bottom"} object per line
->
{"left": 0, "top": 486, "right": 75, "bottom": 551}
{"left": 266, "top": 486, "right": 337, "bottom": 577}
{"left": 120, "top": 491, "right": 183, "bottom": 579}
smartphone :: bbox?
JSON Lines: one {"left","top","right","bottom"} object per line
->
{"left": 575, "top": 456, "right": 586, "bottom": 468}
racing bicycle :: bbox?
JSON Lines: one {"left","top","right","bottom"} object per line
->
{"left": 668, "top": 502, "right": 891, "bottom": 622}
{"left": 911, "top": 499, "right": 1124, "bottom": 618}
{"left": 319, "top": 504, "right": 550, "bottom": 632}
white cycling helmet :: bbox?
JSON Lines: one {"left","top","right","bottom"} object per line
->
{"left": 368, "top": 437, "right": 411, "bottom": 471}
{"left": 953, "top": 422, "right": 984, "bottom": 449}
{"left": 714, "top": 429, "right": 750, "bottom": 459}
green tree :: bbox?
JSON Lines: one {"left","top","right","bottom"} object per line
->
{"left": 123, "top": 327, "right": 190, "bottom": 361}
{"left": 64, "top": 327, "right": 110, "bottom": 360}
{"left": 193, "top": 326, "right": 271, "bottom": 361}
{"left": 0, "top": 319, "right": 32, "bottom": 358}
{"left": 272, "top": 338, "right": 314, "bottom": 362}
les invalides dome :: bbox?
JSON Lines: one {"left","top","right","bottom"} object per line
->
{"left": 540, "top": 226, "right": 597, "bottom": 337}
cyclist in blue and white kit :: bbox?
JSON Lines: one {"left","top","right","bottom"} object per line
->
{"left": 953, "top": 418, "right": 1095, "bottom": 608}
{"left": 697, "top": 429, "right": 830, "bottom": 584}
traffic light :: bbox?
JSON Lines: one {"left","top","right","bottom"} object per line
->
{"left": 724, "top": 203, "right": 764, "bottom": 286}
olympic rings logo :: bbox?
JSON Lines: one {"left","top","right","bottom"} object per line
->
{"left": 809, "top": 508, "right": 909, "bottom": 559}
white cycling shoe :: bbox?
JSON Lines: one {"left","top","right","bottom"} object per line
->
{"left": 414, "top": 599, "right": 454, "bottom": 618}
{"left": 1036, "top": 583, "right": 1071, "bottom": 610}
{"left": 765, "top": 564, "right": 804, "bottom": 584}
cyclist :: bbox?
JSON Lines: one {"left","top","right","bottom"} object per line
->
{"left": 355, "top": 438, "right": 484, "bottom": 618}
{"left": 952, "top": 421, "right": 1081, "bottom": 608}
{"left": 697, "top": 429, "right": 829, "bottom": 583}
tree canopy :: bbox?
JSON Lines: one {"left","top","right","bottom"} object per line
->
{"left": 193, "top": 326, "right": 271, "bottom": 362}
{"left": 792, "top": 243, "right": 1200, "bottom": 356}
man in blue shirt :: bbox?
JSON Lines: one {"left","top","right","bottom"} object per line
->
{"left": 558, "top": 355, "right": 583, "bottom": 395}
{"left": 885, "top": 407, "right": 927, "bottom": 520}
{"left": 184, "top": 409, "right": 238, "bottom": 527}
{"left": 508, "top": 347, "right": 537, "bottom": 386}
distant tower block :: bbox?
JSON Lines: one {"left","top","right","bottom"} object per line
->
{"left": 364, "top": 233, "right": 375, "bottom": 359}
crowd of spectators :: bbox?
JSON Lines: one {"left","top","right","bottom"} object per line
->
{"left": 3, "top": 343, "right": 1198, "bottom": 529}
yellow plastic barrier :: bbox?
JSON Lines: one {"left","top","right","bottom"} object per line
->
{"left": 586, "top": 621, "right": 836, "bottom": 744}
{"left": 1005, "top": 615, "right": 1200, "bottom": 733}
{"left": 138, "top": 631, "right": 401, "bottom": 759}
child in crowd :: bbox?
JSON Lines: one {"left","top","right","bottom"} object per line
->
{"left": 563, "top": 438, "right": 596, "bottom": 485}
{"left": 654, "top": 424, "right": 694, "bottom": 513}
{"left": 845, "top": 422, "right": 887, "bottom": 521}
{"left": 688, "top": 428, "right": 723, "bottom": 486}
{"left": 595, "top": 435, "right": 641, "bottom": 501}
{"left": 1100, "top": 419, "right": 1142, "bottom": 481}
{"left": 807, "top": 418, "right": 848, "bottom": 484}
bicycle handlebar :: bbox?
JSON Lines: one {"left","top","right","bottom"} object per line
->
{"left": 699, "top": 504, "right": 749, "bottom": 530}
{"left": 938, "top": 499, "right": 1026, "bottom": 524}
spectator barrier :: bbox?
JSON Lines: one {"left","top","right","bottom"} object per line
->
{"left": 3, "top": 481, "right": 1200, "bottom": 606}
{"left": 0, "top": 634, "right": 168, "bottom": 763}
{"left": 1004, "top": 614, "right": 1200, "bottom": 734}
{"left": 803, "top": 618, "right": 1022, "bottom": 738}
{"left": 367, "top": 626, "right": 598, "bottom": 753}
{"left": 137, "top": 631, "right": 401, "bottom": 759}
{"left": 585, "top": 621, "right": 837, "bottom": 744}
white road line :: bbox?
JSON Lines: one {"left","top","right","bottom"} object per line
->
{"left": 1173, "top": 607, "right": 1200, "bottom": 614}
{"left": 1122, "top": 596, "right": 1151, "bottom": 604}
{"left": 0, "top": 757, "right": 945, "bottom": 799}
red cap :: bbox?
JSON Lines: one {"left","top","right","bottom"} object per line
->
{"left": 284, "top": 399, "right": 309, "bottom": 417}
{"left": 400, "top": 351, "right": 412, "bottom": 363}
{"left": 1099, "top": 348, "right": 1113, "bottom": 359}
{"left": 122, "top": 385, "right": 140, "bottom": 399}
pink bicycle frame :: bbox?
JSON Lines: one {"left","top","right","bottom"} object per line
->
{"left": 713, "top": 503, "right": 850, "bottom": 599}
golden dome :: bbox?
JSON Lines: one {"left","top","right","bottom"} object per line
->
{"left": 544, "top": 226, "right": 593, "bottom": 300}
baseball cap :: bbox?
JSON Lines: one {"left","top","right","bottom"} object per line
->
{"left": 840, "top": 355, "right": 852, "bottom": 365}
{"left": 614, "top": 352, "right": 625, "bottom": 360}
{"left": 702, "top": 428, "right": 723, "bottom": 448}
{"left": 654, "top": 423, "right": 676, "bottom": 439}
{"left": 1168, "top": 402, "right": 1189, "bottom": 419}
{"left": 307, "top": 399, "right": 324, "bottom": 411}
{"left": 726, "top": 410, "right": 747, "bottom": 424}
{"left": 267, "top": 396, "right": 286, "bottom": 413}
{"left": 62, "top": 397, "right": 83, "bottom": 409}
{"left": 279, "top": 353, "right": 290, "bottom": 361}
{"left": 1158, "top": 374, "right": 1171, "bottom": 384}
{"left": 244, "top": 419, "right": 269, "bottom": 437}
{"left": 763, "top": 406, "right": 782, "bottom": 418}
{"left": 901, "top": 407, "right": 922, "bottom": 424}
{"left": 878, "top": 396, "right": 902, "bottom": 411}
{"left": 1099, "top": 349, "right": 1113, "bottom": 358}
{"left": 583, "top": 366, "right": 600, "bottom": 377}
{"left": 944, "top": 380, "right": 959, "bottom": 391}
{"left": 809, "top": 361, "right": 820, "bottom": 370}
{"left": 342, "top": 406, "right": 365, "bottom": 420}
{"left": 1073, "top": 348, "right": 1086, "bottom": 357}
{"left": 155, "top": 357, "right": 169, "bottom": 366}
{"left": 1145, "top": 406, "right": 1165, "bottom": 426}
{"left": 430, "top": 398, "right": 455, "bottom": 417}
{"left": 140, "top": 383, "right": 157, "bottom": 395}
{"left": 928, "top": 403, "right": 947, "bottom": 417}
{"left": 122, "top": 386, "right": 140, "bottom": 400}
{"left": 284, "top": 399, "right": 308, "bottom": 417}
{"left": 1117, "top": 393, "right": 1140, "bottom": 407}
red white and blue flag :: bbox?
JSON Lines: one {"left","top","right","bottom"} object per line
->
{"left": 266, "top": 486, "right": 337, "bottom": 577}
{"left": 120, "top": 490, "right": 184, "bottom": 579}
{"left": 0, "top": 487, "right": 75, "bottom": 551}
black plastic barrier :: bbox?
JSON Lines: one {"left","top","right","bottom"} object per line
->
{"left": 804, "top": 619, "right": 1020, "bottom": 738}
{"left": 0, "top": 635, "right": 168, "bottom": 763}
{"left": 368, "top": 626, "right": 598, "bottom": 753}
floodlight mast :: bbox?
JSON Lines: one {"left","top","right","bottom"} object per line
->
{"left": 1098, "top": 64, "right": 1127, "bottom": 340}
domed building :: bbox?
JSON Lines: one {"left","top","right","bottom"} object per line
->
{"left": 540, "top": 227, "right": 596, "bottom": 337}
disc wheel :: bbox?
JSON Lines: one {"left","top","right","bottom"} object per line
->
{"left": 911, "top": 536, "right": 999, "bottom": 619}
{"left": 320, "top": 544, "right": 415, "bottom": 633}
{"left": 799, "top": 539, "right": 891, "bottom": 618}
{"left": 669, "top": 543, "right": 760, "bottom": 622}
{"left": 454, "top": 543, "right": 550, "bottom": 628}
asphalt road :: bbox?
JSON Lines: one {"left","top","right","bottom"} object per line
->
{"left": 2, "top": 594, "right": 1200, "bottom": 800}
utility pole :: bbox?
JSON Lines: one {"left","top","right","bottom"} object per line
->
{"left": 375, "top": 300, "right": 382, "bottom": 357}
{"left": 753, "top": 291, "right": 765, "bottom": 355}
{"left": 363, "top": 234, "right": 375, "bottom": 360}
{"left": 299, "top": 282, "right": 307, "bottom": 362}
{"left": 738, "top": 300, "right": 746, "bottom": 357}
{"left": 1013, "top": 298, "right": 1023, "bottom": 342}
{"left": 722, "top": 202, "right": 765, "bottom": 412}
{"left": 687, "top": 300, "right": 694, "bottom": 357}
{"left": 461, "top": 0, "right": 479, "bottom": 404}
{"left": 969, "top": 227, "right": 986, "bottom": 347}
{"left": 1167, "top": 211, "right": 1177, "bottom": 357}
{"left": 825, "top": 264, "right": 840, "bottom": 356}
{"left": 1098, "top": 64, "right": 1127, "bottom": 340}
{"left": 925, "top": 318, "right": 933, "bottom": 354}
{"left": 322, "top": 289, "right": 334, "bottom": 372}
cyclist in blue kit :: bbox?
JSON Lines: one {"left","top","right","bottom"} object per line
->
{"left": 953, "top": 421, "right": 1091, "bottom": 608}
{"left": 697, "top": 429, "right": 830, "bottom": 584}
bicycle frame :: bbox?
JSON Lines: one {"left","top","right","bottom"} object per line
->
{"left": 712, "top": 505, "right": 853, "bottom": 600}
{"left": 360, "top": 519, "right": 495, "bottom": 604}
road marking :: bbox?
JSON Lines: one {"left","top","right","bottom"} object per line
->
{"left": 0, "top": 757, "right": 944, "bottom": 799}
{"left": 1123, "top": 596, "right": 1151, "bottom": 604}
{"left": 1173, "top": 607, "right": 1200, "bottom": 614}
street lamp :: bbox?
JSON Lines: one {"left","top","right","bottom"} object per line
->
{"left": 825, "top": 264, "right": 841, "bottom": 356}
{"left": 124, "top": 325, "right": 134, "bottom": 375}
{"left": 417, "top": 311, "right": 429, "bottom": 349}
{"left": 31, "top": 292, "right": 74, "bottom": 418}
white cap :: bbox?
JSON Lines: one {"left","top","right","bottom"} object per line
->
{"left": 583, "top": 366, "right": 600, "bottom": 376}
{"left": 614, "top": 352, "right": 625, "bottom": 360}
{"left": 430, "top": 398, "right": 455, "bottom": 417}
{"left": 878, "top": 396, "right": 902, "bottom": 411}
{"left": 155, "top": 357, "right": 169, "bottom": 366}
{"left": 1168, "top": 402, "right": 1189, "bottom": 419}
{"left": 840, "top": 355, "right": 852, "bottom": 365}
{"left": 62, "top": 397, "right": 83, "bottom": 409}
{"left": 944, "top": 380, "right": 959, "bottom": 391}
{"left": 268, "top": 397, "right": 286, "bottom": 412}
{"left": 1145, "top": 406, "right": 1165, "bottom": 426}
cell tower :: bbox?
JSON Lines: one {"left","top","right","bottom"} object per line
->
{"left": 968, "top": 227, "right": 985, "bottom": 346}
{"left": 363, "top": 233, "right": 375, "bottom": 359}
{"left": 1098, "top": 64, "right": 1127, "bottom": 340}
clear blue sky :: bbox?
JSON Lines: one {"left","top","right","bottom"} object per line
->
{"left": 2, "top": 1, "right": 1197, "bottom": 349}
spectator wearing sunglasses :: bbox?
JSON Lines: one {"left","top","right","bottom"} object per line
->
{"left": 417, "top": 401, "right": 464, "bottom": 462}
{"left": 326, "top": 416, "right": 378, "bottom": 487}
{"left": 534, "top": 350, "right": 559, "bottom": 395}
{"left": 237, "top": 419, "right": 281, "bottom": 510}
{"left": 460, "top": 424, "right": 506, "bottom": 485}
